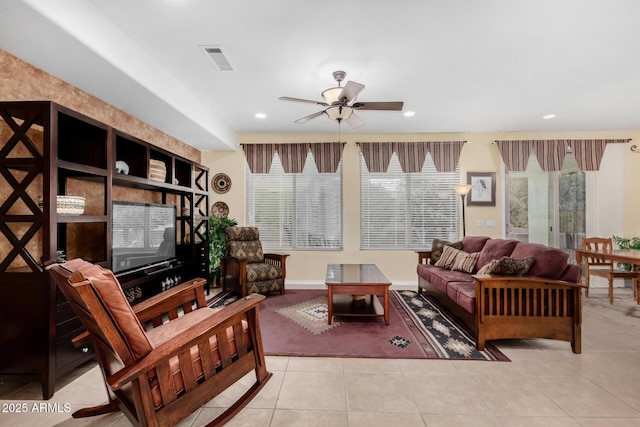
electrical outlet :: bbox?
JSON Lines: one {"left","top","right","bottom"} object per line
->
{"left": 475, "top": 220, "right": 484, "bottom": 227}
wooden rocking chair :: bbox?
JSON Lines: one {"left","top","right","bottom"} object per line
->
{"left": 47, "top": 258, "right": 271, "bottom": 427}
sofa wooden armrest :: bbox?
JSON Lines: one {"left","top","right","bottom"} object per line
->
{"left": 473, "top": 274, "right": 583, "bottom": 354}
{"left": 416, "top": 251, "right": 432, "bottom": 264}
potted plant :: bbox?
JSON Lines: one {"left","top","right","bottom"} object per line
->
{"left": 612, "top": 235, "right": 640, "bottom": 271}
{"left": 209, "top": 216, "right": 238, "bottom": 287}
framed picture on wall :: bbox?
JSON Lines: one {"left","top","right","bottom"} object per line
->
{"left": 467, "top": 172, "right": 496, "bottom": 206}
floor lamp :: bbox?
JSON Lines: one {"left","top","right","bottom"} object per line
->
{"left": 453, "top": 184, "right": 473, "bottom": 237}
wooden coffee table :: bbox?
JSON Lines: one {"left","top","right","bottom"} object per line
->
{"left": 325, "top": 263, "right": 392, "bottom": 325}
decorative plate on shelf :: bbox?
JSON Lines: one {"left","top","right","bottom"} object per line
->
{"left": 212, "top": 201, "right": 229, "bottom": 219}
{"left": 212, "top": 173, "right": 231, "bottom": 194}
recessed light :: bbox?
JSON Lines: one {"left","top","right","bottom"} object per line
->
{"left": 542, "top": 114, "right": 557, "bottom": 120}
{"left": 255, "top": 113, "right": 266, "bottom": 119}
{"left": 403, "top": 111, "right": 416, "bottom": 117}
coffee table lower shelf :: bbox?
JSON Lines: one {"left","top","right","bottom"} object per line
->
{"left": 330, "top": 294, "right": 384, "bottom": 320}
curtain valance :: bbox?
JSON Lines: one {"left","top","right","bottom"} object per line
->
{"left": 494, "top": 139, "right": 630, "bottom": 171}
{"left": 358, "top": 141, "right": 466, "bottom": 173}
{"left": 241, "top": 142, "right": 345, "bottom": 173}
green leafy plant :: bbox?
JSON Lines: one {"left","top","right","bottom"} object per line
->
{"left": 209, "top": 216, "right": 238, "bottom": 285}
{"left": 612, "top": 235, "right": 640, "bottom": 250}
{"left": 611, "top": 235, "right": 640, "bottom": 271}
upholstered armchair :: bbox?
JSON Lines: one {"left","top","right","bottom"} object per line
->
{"left": 47, "top": 258, "right": 271, "bottom": 427}
{"left": 222, "top": 226, "right": 289, "bottom": 297}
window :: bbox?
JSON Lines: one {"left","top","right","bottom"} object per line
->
{"left": 360, "top": 153, "right": 460, "bottom": 249}
{"left": 246, "top": 152, "right": 342, "bottom": 250}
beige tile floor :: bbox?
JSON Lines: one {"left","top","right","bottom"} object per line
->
{"left": 1, "top": 287, "right": 640, "bottom": 427}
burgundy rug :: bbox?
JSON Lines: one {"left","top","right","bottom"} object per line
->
{"left": 209, "top": 289, "right": 508, "bottom": 361}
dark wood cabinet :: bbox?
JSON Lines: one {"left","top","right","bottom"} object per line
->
{"left": 0, "top": 101, "right": 209, "bottom": 399}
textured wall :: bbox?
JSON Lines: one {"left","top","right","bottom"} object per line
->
{"left": 0, "top": 49, "right": 200, "bottom": 163}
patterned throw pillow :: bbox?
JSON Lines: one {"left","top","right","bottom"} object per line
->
{"left": 478, "top": 256, "right": 535, "bottom": 276}
{"left": 477, "top": 259, "right": 499, "bottom": 275}
{"left": 430, "top": 239, "right": 463, "bottom": 264}
{"left": 434, "top": 245, "right": 462, "bottom": 269}
{"left": 451, "top": 251, "right": 481, "bottom": 273}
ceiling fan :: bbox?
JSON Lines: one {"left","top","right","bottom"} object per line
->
{"left": 279, "top": 70, "right": 404, "bottom": 129}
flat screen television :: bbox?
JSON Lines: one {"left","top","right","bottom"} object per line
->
{"left": 111, "top": 201, "right": 176, "bottom": 274}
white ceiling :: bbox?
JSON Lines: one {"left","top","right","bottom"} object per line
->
{"left": 2, "top": 0, "right": 640, "bottom": 152}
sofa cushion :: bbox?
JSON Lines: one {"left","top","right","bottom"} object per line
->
{"left": 559, "top": 263, "right": 581, "bottom": 283}
{"left": 477, "top": 256, "right": 535, "bottom": 276}
{"left": 417, "top": 263, "right": 437, "bottom": 284}
{"left": 476, "top": 239, "right": 519, "bottom": 269}
{"left": 446, "top": 282, "right": 476, "bottom": 314}
{"left": 428, "top": 267, "right": 474, "bottom": 293}
{"left": 461, "top": 236, "right": 490, "bottom": 253}
{"left": 451, "top": 251, "right": 481, "bottom": 273}
{"left": 510, "top": 242, "right": 569, "bottom": 280}
{"left": 434, "top": 245, "right": 461, "bottom": 269}
{"left": 418, "top": 264, "right": 448, "bottom": 291}
{"left": 146, "top": 308, "right": 250, "bottom": 409}
{"left": 430, "top": 239, "right": 463, "bottom": 263}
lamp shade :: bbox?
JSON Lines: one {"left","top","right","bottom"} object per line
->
{"left": 454, "top": 184, "right": 472, "bottom": 196}
{"left": 325, "top": 105, "right": 353, "bottom": 122}
{"left": 322, "top": 87, "right": 343, "bottom": 105}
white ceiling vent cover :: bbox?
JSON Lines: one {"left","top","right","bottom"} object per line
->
{"left": 201, "top": 46, "right": 235, "bottom": 71}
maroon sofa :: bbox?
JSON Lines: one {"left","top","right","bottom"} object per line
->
{"left": 417, "top": 236, "right": 584, "bottom": 353}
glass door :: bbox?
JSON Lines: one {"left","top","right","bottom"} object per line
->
{"left": 506, "top": 153, "right": 585, "bottom": 261}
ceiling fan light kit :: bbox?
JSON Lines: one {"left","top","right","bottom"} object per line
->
{"left": 326, "top": 105, "right": 353, "bottom": 122}
{"left": 279, "top": 70, "right": 403, "bottom": 129}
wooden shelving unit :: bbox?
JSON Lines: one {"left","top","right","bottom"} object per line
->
{"left": 0, "top": 101, "right": 209, "bottom": 399}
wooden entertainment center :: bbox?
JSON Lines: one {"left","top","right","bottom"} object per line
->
{"left": 0, "top": 101, "right": 210, "bottom": 399}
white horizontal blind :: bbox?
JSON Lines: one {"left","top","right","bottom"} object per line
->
{"left": 360, "top": 153, "right": 460, "bottom": 249}
{"left": 246, "top": 152, "right": 342, "bottom": 250}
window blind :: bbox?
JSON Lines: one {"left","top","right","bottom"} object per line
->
{"left": 360, "top": 153, "right": 460, "bottom": 249}
{"left": 246, "top": 152, "right": 342, "bottom": 250}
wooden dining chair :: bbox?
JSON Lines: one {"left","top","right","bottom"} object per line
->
{"left": 47, "top": 258, "right": 271, "bottom": 427}
{"left": 581, "top": 237, "right": 639, "bottom": 304}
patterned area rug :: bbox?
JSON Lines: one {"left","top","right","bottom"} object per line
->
{"left": 208, "top": 289, "right": 508, "bottom": 361}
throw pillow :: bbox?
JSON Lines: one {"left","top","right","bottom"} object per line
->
{"left": 477, "top": 259, "right": 499, "bottom": 275}
{"left": 430, "top": 239, "right": 463, "bottom": 264}
{"left": 479, "top": 256, "right": 536, "bottom": 276}
{"left": 451, "top": 251, "right": 481, "bottom": 273}
{"left": 434, "top": 245, "right": 462, "bottom": 270}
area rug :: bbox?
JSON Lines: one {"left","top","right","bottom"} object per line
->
{"left": 208, "top": 289, "right": 509, "bottom": 361}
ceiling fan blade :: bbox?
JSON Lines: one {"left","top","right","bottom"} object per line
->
{"left": 339, "top": 81, "right": 365, "bottom": 104}
{"left": 279, "top": 96, "right": 328, "bottom": 106}
{"left": 294, "top": 110, "right": 325, "bottom": 124}
{"left": 352, "top": 101, "right": 404, "bottom": 111}
{"left": 345, "top": 111, "right": 365, "bottom": 129}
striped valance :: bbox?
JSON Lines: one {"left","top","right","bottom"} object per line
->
{"left": 242, "top": 143, "right": 345, "bottom": 173}
{"left": 358, "top": 141, "right": 466, "bottom": 173}
{"left": 495, "top": 139, "right": 631, "bottom": 171}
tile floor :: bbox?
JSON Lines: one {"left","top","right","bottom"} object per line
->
{"left": 1, "top": 287, "right": 639, "bottom": 427}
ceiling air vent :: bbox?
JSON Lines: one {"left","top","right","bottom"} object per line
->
{"left": 201, "top": 46, "right": 235, "bottom": 71}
